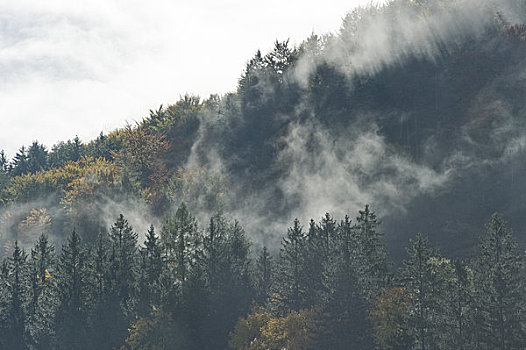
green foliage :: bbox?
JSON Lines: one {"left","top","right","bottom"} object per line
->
{"left": 55, "top": 230, "right": 90, "bottom": 350}
{"left": 161, "top": 203, "right": 199, "bottom": 284}
{"left": 5, "top": 242, "right": 29, "bottom": 350}
{"left": 370, "top": 287, "right": 414, "bottom": 350}
{"left": 276, "top": 218, "right": 308, "bottom": 310}
{"left": 26, "top": 234, "right": 57, "bottom": 349}
{"left": 229, "top": 307, "right": 319, "bottom": 350}
{"left": 472, "top": 214, "right": 526, "bottom": 349}
{"left": 126, "top": 308, "right": 184, "bottom": 350}
{"left": 49, "top": 136, "right": 85, "bottom": 168}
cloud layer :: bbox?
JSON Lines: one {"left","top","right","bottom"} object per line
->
{"left": 0, "top": 0, "right": 375, "bottom": 157}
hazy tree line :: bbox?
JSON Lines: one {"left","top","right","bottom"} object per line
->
{"left": 1, "top": 1, "right": 526, "bottom": 348}
{"left": 0, "top": 203, "right": 524, "bottom": 349}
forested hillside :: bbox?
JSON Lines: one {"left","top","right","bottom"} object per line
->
{"left": 2, "top": 0, "right": 526, "bottom": 348}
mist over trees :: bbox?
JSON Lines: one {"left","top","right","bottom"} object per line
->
{"left": 2, "top": 0, "right": 526, "bottom": 347}
{"left": 2, "top": 206, "right": 525, "bottom": 349}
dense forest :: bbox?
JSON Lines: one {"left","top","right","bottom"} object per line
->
{"left": 1, "top": 205, "right": 525, "bottom": 349}
{"left": 2, "top": 0, "right": 526, "bottom": 348}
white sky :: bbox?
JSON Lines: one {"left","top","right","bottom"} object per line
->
{"left": 0, "top": 0, "right": 376, "bottom": 157}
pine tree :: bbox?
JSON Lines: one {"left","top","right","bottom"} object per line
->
{"left": 5, "top": 241, "right": 29, "bottom": 350}
{"left": 0, "top": 149, "right": 10, "bottom": 190}
{"left": 158, "top": 204, "right": 201, "bottom": 348}
{"left": 90, "top": 216, "right": 138, "bottom": 350}
{"left": 27, "top": 141, "right": 48, "bottom": 173}
{"left": 55, "top": 230, "right": 90, "bottom": 350}
{"left": 401, "top": 233, "right": 437, "bottom": 350}
{"left": 255, "top": 246, "right": 273, "bottom": 305}
{"left": 11, "top": 146, "right": 29, "bottom": 177}
{"left": 303, "top": 218, "right": 327, "bottom": 308}
{"left": 443, "top": 259, "right": 475, "bottom": 350}
{"left": 89, "top": 232, "right": 116, "bottom": 350}
{"left": 278, "top": 218, "right": 308, "bottom": 311}
{"left": 201, "top": 219, "right": 253, "bottom": 350}
{"left": 354, "top": 205, "right": 389, "bottom": 296}
{"left": 472, "top": 213, "right": 526, "bottom": 349}
{"left": 27, "top": 234, "right": 57, "bottom": 349}
{"left": 0, "top": 258, "right": 10, "bottom": 349}
{"left": 108, "top": 214, "right": 138, "bottom": 303}
{"left": 323, "top": 215, "right": 370, "bottom": 349}
{"left": 161, "top": 203, "right": 199, "bottom": 286}
{"left": 136, "top": 225, "right": 162, "bottom": 316}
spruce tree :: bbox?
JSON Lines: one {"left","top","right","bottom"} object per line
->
{"left": 5, "top": 241, "right": 29, "bottom": 350}
{"left": 472, "top": 214, "right": 526, "bottom": 349}
{"left": 161, "top": 203, "right": 199, "bottom": 286}
{"left": 201, "top": 219, "right": 253, "bottom": 350}
{"left": 0, "top": 258, "right": 10, "bottom": 348}
{"left": 443, "top": 259, "right": 475, "bottom": 350}
{"left": 136, "top": 225, "right": 162, "bottom": 316}
{"left": 255, "top": 246, "right": 273, "bottom": 305}
{"left": 401, "top": 233, "right": 437, "bottom": 350}
{"left": 55, "top": 230, "right": 90, "bottom": 349}
{"left": 278, "top": 218, "right": 308, "bottom": 311}
{"left": 108, "top": 214, "right": 138, "bottom": 303}
{"left": 304, "top": 218, "right": 327, "bottom": 307}
{"left": 27, "top": 234, "right": 57, "bottom": 349}
{"left": 324, "top": 215, "right": 370, "bottom": 349}
{"left": 354, "top": 205, "right": 389, "bottom": 296}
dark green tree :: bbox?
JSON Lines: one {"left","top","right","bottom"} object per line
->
{"left": 27, "top": 141, "right": 48, "bottom": 173}
{"left": 401, "top": 233, "right": 437, "bottom": 350}
{"left": 90, "top": 215, "right": 138, "bottom": 350}
{"left": 136, "top": 225, "right": 163, "bottom": 316}
{"left": 255, "top": 246, "right": 273, "bottom": 305}
{"left": 277, "top": 218, "right": 308, "bottom": 311}
{"left": 27, "top": 234, "right": 57, "bottom": 349}
{"left": 48, "top": 136, "right": 85, "bottom": 168}
{"left": 443, "top": 259, "right": 475, "bottom": 350}
{"left": 108, "top": 214, "right": 138, "bottom": 302}
{"left": 0, "top": 149, "right": 10, "bottom": 190}
{"left": 5, "top": 241, "right": 29, "bottom": 350}
{"left": 55, "top": 230, "right": 90, "bottom": 350}
{"left": 323, "top": 215, "right": 370, "bottom": 349}
{"left": 201, "top": 218, "right": 253, "bottom": 350}
{"left": 161, "top": 203, "right": 199, "bottom": 286}
{"left": 10, "top": 146, "right": 29, "bottom": 177}
{"left": 472, "top": 214, "right": 526, "bottom": 349}
{"left": 354, "top": 205, "right": 389, "bottom": 296}
{"left": 0, "top": 258, "right": 10, "bottom": 348}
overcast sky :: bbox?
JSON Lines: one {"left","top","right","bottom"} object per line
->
{"left": 0, "top": 0, "right": 378, "bottom": 157}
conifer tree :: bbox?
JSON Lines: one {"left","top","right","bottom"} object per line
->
{"left": 324, "top": 215, "right": 370, "bottom": 349}
{"left": 27, "top": 234, "right": 57, "bottom": 349}
{"left": 11, "top": 146, "right": 29, "bottom": 177}
{"left": 304, "top": 218, "right": 327, "bottom": 308}
{"left": 472, "top": 214, "right": 526, "bottom": 349}
{"left": 136, "top": 225, "right": 162, "bottom": 316}
{"left": 109, "top": 214, "right": 138, "bottom": 302}
{"left": 443, "top": 259, "right": 475, "bottom": 350}
{"left": 255, "top": 246, "right": 273, "bottom": 305}
{"left": 202, "top": 219, "right": 253, "bottom": 350}
{"left": 402, "top": 233, "right": 437, "bottom": 350}
{"left": 5, "top": 241, "right": 29, "bottom": 350}
{"left": 0, "top": 258, "right": 10, "bottom": 348}
{"left": 354, "top": 205, "right": 389, "bottom": 296}
{"left": 278, "top": 218, "right": 308, "bottom": 310}
{"left": 55, "top": 230, "right": 90, "bottom": 349}
{"left": 90, "top": 216, "right": 138, "bottom": 350}
{"left": 27, "top": 141, "right": 49, "bottom": 174}
{"left": 161, "top": 203, "right": 199, "bottom": 286}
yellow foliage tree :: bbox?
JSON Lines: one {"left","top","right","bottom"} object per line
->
{"left": 126, "top": 308, "right": 183, "bottom": 350}
{"left": 370, "top": 287, "right": 414, "bottom": 350}
{"left": 229, "top": 307, "right": 318, "bottom": 350}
